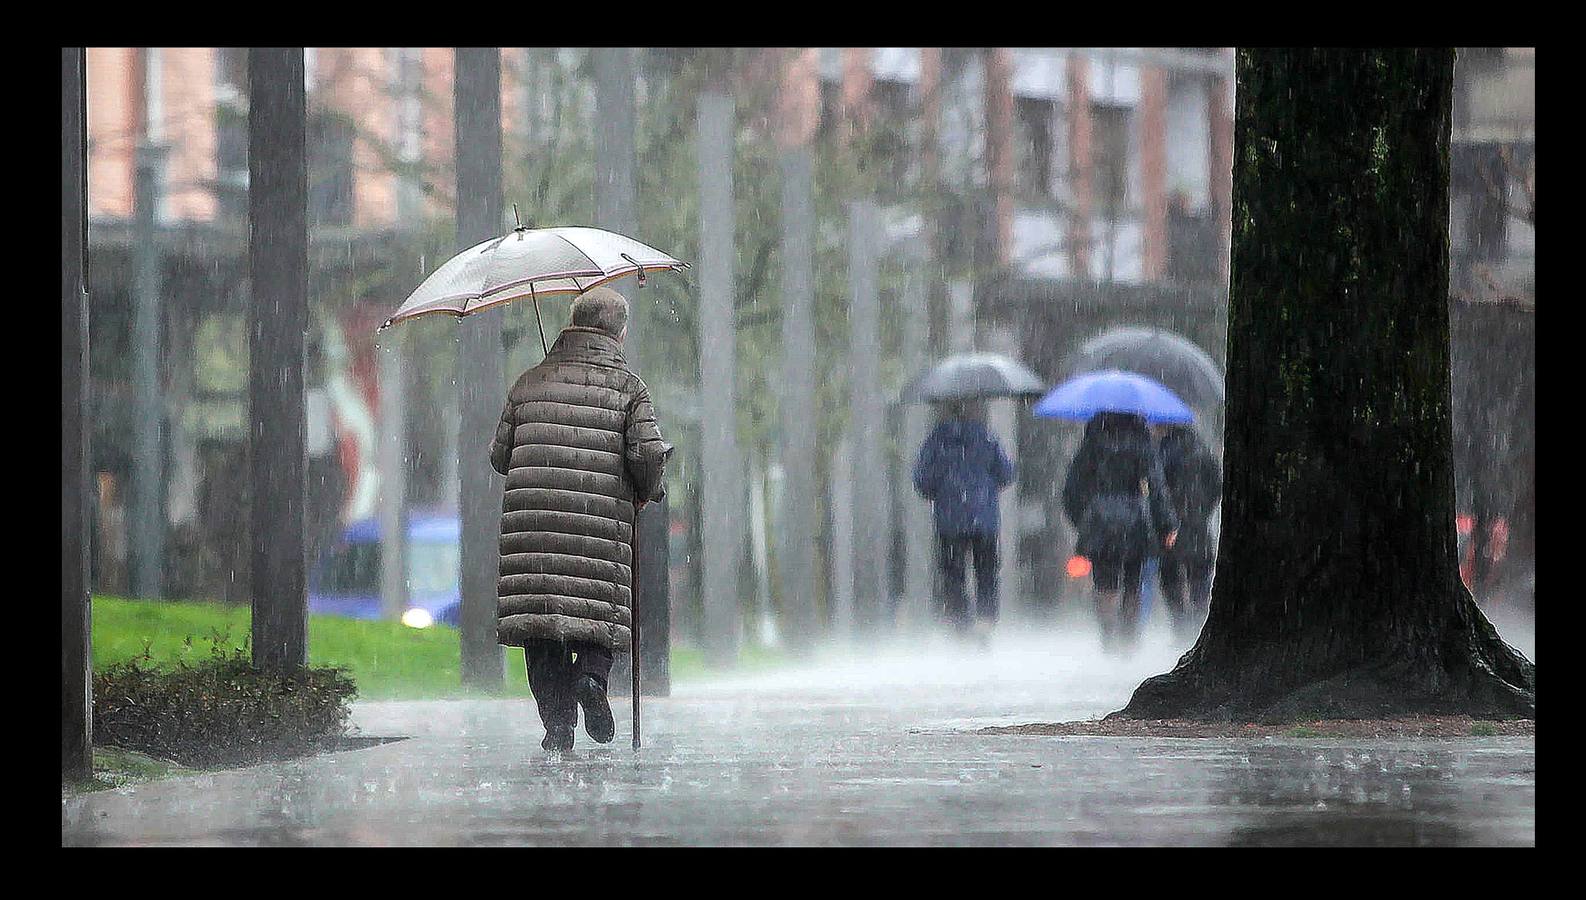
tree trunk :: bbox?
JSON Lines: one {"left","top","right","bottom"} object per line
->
{"left": 596, "top": 47, "right": 671, "bottom": 696}
{"left": 62, "top": 47, "right": 92, "bottom": 780}
{"left": 248, "top": 48, "right": 310, "bottom": 675}
{"left": 1118, "top": 49, "right": 1534, "bottom": 723}
{"left": 454, "top": 47, "right": 505, "bottom": 689}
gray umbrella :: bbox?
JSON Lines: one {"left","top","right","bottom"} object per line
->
{"left": 900, "top": 353, "right": 1046, "bottom": 404}
{"left": 1064, "top": 327, "right": 1224, "bottom": 408}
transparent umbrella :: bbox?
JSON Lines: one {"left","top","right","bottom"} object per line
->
{"left": 900, "top": 352, "right": 1046, "bottom": 404}
{"left": 1064, "top": 326, "right": 1224, "bottom": 409}
{"left": 379, "top": 214, "right": 690, "bottom": 354}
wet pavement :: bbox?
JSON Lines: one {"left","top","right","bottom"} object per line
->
{"left": 61, "top": 630, "right": 1535, "bottom": 846}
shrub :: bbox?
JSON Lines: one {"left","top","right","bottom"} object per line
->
{"left": 93, "top": 629, "right": 358, "bottom": 768}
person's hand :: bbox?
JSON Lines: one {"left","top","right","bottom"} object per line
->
{"left": 636, "top": 500, "right": 649, "bottom": 512}
{"left": 1164, "top": 530, "right": 1178, "bottom": 549}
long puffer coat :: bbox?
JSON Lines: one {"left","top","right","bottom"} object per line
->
{"left": 1061, "top": 413, "right": 1178, "bottom": 563}
{"left": 489, "top": 326, "right": 672, "bottom": 651}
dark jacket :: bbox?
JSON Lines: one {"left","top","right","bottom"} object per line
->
{"left": 1158, "top": 426, "right": 1222, "bottom": 561}
{"left": 912, "top": 418, "right": 1015, "bottom": 536}
{"left": 489, "top": 326, "right": 672, "bottom": 651}
{"left": 1061, "top": 413, "right": 1178, "bottom": 561}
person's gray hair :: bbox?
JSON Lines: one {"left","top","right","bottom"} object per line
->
{"left": 569, "top": 286, "right": 630, "bottom": 337}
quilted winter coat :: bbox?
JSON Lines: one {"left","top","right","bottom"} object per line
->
{"left": 489, "top": 326, "right": 672, "bottom": 651}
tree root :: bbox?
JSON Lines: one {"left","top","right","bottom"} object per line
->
{"left": 1114, "top": 633, "right": 1535, "bottom": 724}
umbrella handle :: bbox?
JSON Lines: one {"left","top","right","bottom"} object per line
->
{"left": 621, "top": 253, "right": 647, "bottom": 288}
{"left": 530, "top": 283, "right": 548, "bottom": 357}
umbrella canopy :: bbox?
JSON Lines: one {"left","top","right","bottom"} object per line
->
{"left": 380, "top": 225, "right": 689, "bottom": 332}
{"left": 1064, "top": 327, "right": 1224, "bottom": 408}
{"left": 900, "top": 353, "right": 1046, "bottom": 404}
{"left": 1032, "top": 369, "right": 1195, "bottom": 424}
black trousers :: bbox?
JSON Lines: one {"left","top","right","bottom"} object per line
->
{"left": 1091, "top": 555, "right": 1144, "bottom": 652}
{"left": 938, "top": 533, "right": 999, "bottom": 628}
{"left": 523, "top": 639, "right": 613, "bottom": 730}
{"left": 1158, "top": 552, "right": 1214, "bottom": 638}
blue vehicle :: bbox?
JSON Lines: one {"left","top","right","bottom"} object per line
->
{"left": 309, "top": 511, "right": 462, "bottom": 628}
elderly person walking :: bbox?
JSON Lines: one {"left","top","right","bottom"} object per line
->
{"left": 489, "top": 286, "right": 672, "bottom": 752}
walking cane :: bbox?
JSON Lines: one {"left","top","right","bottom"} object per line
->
{"left": 631, "top": 500, "right": 642, "bottom": 750}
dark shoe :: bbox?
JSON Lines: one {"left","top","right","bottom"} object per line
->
{"left": 575, "top": 675, "right": 615, "bottom": 744}
{"left": 541, "top": 724, "right": 574, "bottom": 752}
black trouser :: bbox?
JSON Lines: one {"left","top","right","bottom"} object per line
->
{"left": 938, "top": 532, "right": 999, "bottom": 628}
{"left": 1091, "top": 554, "right": 1144, "bottom": 652}
{"left": 523, "top": 639, "right": 613, "bottom": 730}
{"left": 1158, "top": 551, "right": 1213, "bottom": 638}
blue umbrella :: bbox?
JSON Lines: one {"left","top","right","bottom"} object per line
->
{"left": 1032, "top": 369, "right": 1195, "bottom": 424}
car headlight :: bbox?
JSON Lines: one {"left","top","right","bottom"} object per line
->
{"left": 401, "top": 608, "right": 434, "bottom": 629}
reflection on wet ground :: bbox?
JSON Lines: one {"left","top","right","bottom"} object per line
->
{"left": 61, "top": 630, "right": 1534, "bottom": 846}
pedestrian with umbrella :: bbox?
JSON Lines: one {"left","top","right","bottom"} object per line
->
{"left": 384, "top": 219, "right": 684, "bottom": 753}
{"left": 1061, "top": 330, "right": 1224, "bottom": 636}
{"left": 1063, "top": 326, "right": 1225, "bottom": 412}
{"left": 904, "top": 353, "right": 1042, "bottom": 641}
{"left": 1036, "top": 370, "right": 1185, "bottom": 655}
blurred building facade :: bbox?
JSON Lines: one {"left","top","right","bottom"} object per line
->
{"left": 84, "top": 48, "right": 465, "bottom": 602}
{"left": 805, "top": 48, "right": 1237, "bottom": 618}
{"left": 80, "top": 47, "right": 1534, "bottom": 636}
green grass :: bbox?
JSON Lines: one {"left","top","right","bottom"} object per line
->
{"left": 64, "top": 746, "right": 197, "bottom": 795}
{"left": 92, "top": 596, "right": 792, "bottom": 700}
{"left": 1471, "top": 721, "right": 1499, "bottom": 737}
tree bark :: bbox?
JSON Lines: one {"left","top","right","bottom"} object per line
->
{"left": 697, "top": 89, "right": 743, "bottom": 666}
{"left": 62, "top": 47, "right": 92, "bottom": 780}
{"left": 596, "top": 47, "right": 670, "bottom": 696}
{"left": 454, "top": 47, "right": 505, "bottom": 689}
{"left": 248, "top": 48, "right": 310, "bottom": 675}
{"left": 1117, "top": 49, "right": 1534, "bottom": 723}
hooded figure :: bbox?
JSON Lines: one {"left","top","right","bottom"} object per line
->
{"left": 1061, "top": 412, "right": 1178, "bottom": 654}
{"left": 912, "top": 402, "right": 1015, "bottom": 633}
{"left": 489, "top": 286, "right": 672, "bottom": 752}
{"left": 1155, "top": 424, "right": 1222, "bottom": 639}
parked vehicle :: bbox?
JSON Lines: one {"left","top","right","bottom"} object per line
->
{"left": 309, "top": 511, "right": 461, "bottom": 627}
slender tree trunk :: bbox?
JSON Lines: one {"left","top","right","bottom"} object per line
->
{"left": 62, "top": 47, "right": 92, "bottom": 780}
{"left": 596, "top": 47, "right": 670, "bottom": 696}
{"left": 697, "top": 89, "right": 743, "bottom": 666}
{"left": 778, "top": 145, "right": 820, "bottom": 653}
{"left": 1119, "top": 48, "right": 1534, "bottom": 722}
{"left": 454, "top": 47, "right": 505, "bottom": 689}
{"left": 248, "top": 48, "right": 310, "bottom": 675}
{"left": 130, "top": 144, "right": 166, "bottom": 599}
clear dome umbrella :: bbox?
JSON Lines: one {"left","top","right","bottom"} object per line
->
{"left": 900, "top": 352, "right": 1047, "bottom": 404}
{"left": 379, "top": 211, "right": 690, "bottom": 354}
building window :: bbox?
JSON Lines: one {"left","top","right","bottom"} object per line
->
{"left": 1091, "top": 103, "right": 1133, "bottom": 214}
{"left": 1015, "top": 96, "right": 1055, "bottom": 198}
{"left": 214, "top": 48, "right": 249, "bottom": 222}
{"left": 869, "top": 78, "right": 919, "bottom": 190}
{"left": 308, "top": 110, "right": 356, "bottom": 228}
{"left": 817, "top": 79, "right": 842, "bottom": 142}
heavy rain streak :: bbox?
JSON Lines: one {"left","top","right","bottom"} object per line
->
{"left": 62, "top": 47, "right": 1534, "bottom": 847}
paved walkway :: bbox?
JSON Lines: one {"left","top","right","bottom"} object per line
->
{"left": 61, "top": 630, "right": 1535, "bottom": 846}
